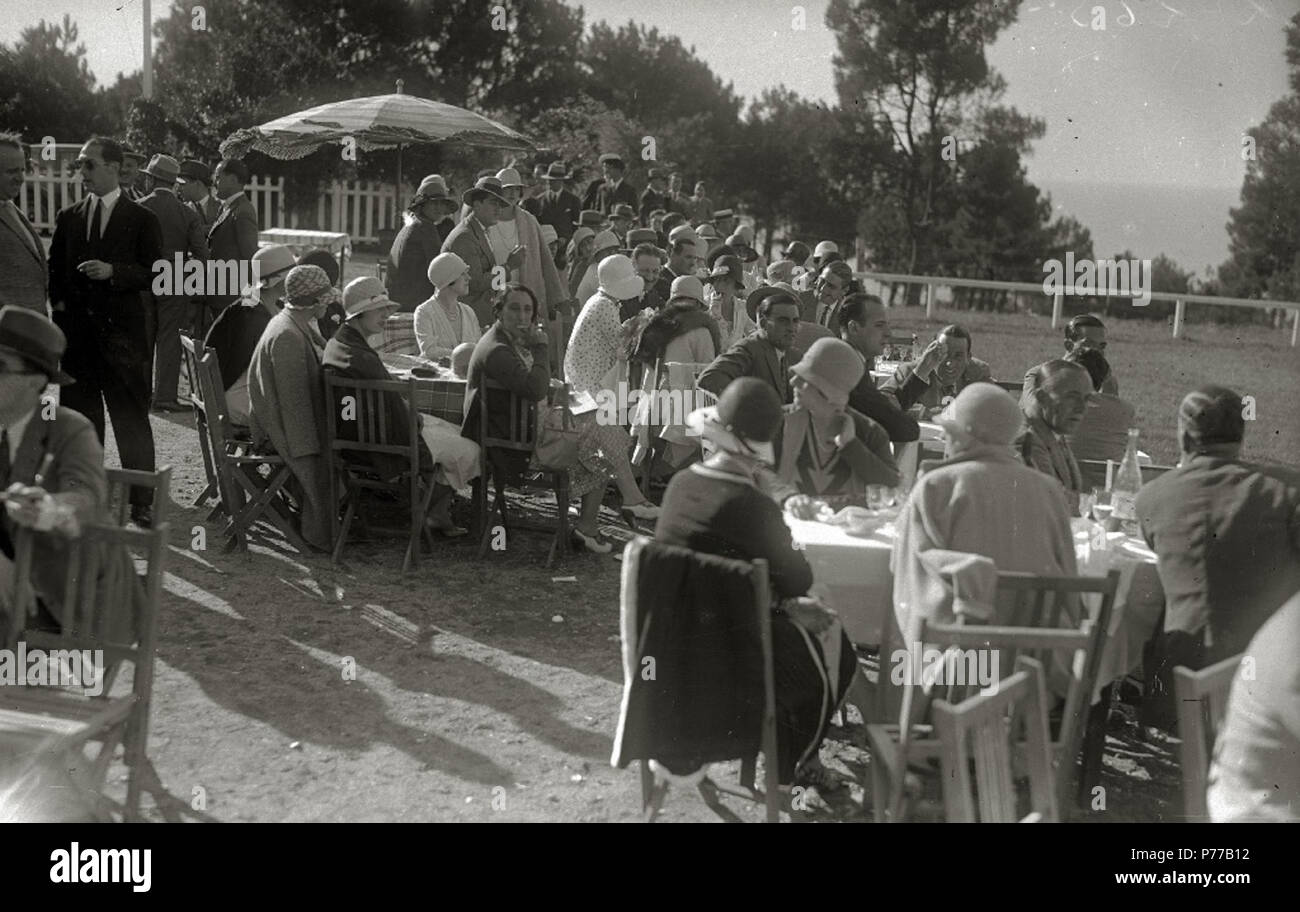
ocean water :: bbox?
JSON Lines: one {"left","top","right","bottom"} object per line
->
{"left": 1043, "top": 181, "right": 1241, "bottom": 280}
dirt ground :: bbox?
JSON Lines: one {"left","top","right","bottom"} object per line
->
{"left": 86, "top": 395, "right": 1184, "bottom": 824}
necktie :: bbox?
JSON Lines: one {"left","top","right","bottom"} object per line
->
{"left": 86, "top": 196, "right": 101, "bottom": 242}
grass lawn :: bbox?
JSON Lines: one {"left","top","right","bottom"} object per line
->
{"left": 66, "top": 257, "right": 1293, "bottom": 822}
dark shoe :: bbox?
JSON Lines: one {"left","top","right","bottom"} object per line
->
{"left": 129, "top": 504, "right": 153, "bottom": 528}
{"left": 426, "top": 518, "right": 469, "bottom": 539}
{"left": 571, "top": 527, "right": 613, "bottom": 554}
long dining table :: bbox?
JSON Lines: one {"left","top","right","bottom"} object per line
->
{"left": 379, "top": 352, "right": 467, "bottom": 425}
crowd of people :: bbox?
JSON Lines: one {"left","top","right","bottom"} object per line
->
{"left": 0, "top": 131, "right": 1297, "bottom": 821}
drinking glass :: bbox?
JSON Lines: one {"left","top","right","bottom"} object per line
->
{"left": 867, "top": 484, "right": 888, "bottom": 512}
{"left": 1090, "top": 487, "right": 1113, "bottom": 523}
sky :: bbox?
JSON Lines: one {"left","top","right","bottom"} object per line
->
{"left": 5, "top": 0, "right": 1298, "bottom": 264}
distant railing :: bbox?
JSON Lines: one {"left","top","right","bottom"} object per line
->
{"left": 855, "top": 270, "right": 1300, "bottom": 347}
{"left": 21, "top": 170, "right": 401, "bottom": 244}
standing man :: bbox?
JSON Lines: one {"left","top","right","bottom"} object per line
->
{"left": 640, "top": 169, "right": 669, "bottom": 224}
{"left": 593, "top": 153, "right": 638, "bottom": 216}
{"left": 118, "top": 148, "right": 147, "bottom": 201}
{"left": 48, "top": 137, "right": 162, "bottom": 527}
{"left": 206, "top": 158, "right": 260, "bottom": 325}
{"left": 665, "top": 172, "right": 688, "bottom": 215}
{"left": 0, "top": 133, "right": 48, "bottom": 314}
{"left": 441, "top": 175, "right": 519, "bottom": 327}
{"left": 138, "top": 153, "right": 208, "bottom": 411}
{"left": 1062, "top": 313, "right": 1119, "bottom": 395}
{"left": 609, "top": 203, "right": 636, "bottom": 242}
{"left": 534, "top": 162, "right": 580, "bottom": 260}
{"left": 176, "top": 159, "right": 221, "bottom": 228}
{"left": 713, "top": 209, "right": 736, "bottom": 239}
{"left": 688, "top": 182, "right": 713, "bottom": 224}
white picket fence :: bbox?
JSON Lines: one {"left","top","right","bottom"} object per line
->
{"left": 21, "top": 170, "right": 402, "bottom": 244}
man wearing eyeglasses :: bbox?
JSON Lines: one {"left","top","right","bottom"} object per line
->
{"left": 0, "top": 132, "right": 48, "bottom": 315}
{"left": 47, "top": 136, "right": 163, "bottom": 528}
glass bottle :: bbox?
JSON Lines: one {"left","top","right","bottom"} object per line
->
{"left": 1110, "top": 427, "right": 1142, "bottom": 534}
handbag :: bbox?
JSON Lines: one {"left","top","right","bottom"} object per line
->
{"left": 531, "top": 383, "right": 582, "bottom": 471}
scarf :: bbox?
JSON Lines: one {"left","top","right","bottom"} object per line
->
{"left": 500, "top": 324, "right": 534, "bottom": 372}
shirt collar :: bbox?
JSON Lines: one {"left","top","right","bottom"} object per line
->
{"left": 222, "top": 191, "right": 245, "bottom": 208}
{"left": 92, "top": 187, "right": 121, "bottom": 208}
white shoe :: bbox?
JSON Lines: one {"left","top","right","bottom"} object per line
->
{"left": 625, "top": 501, "right": 661, "bottom": 520}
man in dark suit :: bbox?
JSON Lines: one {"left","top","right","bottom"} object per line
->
{"left": 639, "top": 169, "right": 669, "bottom": 224}
{"left": 698, "top": 287, "right": 801, "bottom": 404}
{"left": 48, "top": 137, "right": 163, "bottom": 527}
{"left": 441, "top": 176, "right": 519, "bottom": 326}
{"left": 0, "top": 306, "right": 140, "bottom": 646}
{"left": 836, "top": 293, "right": 920, "bottom": 443}
{"left": 593, "top": 153, "right": 638, "bottom": 216}
{"left": 533, "top": 162, "right": 581, "bottom": 257}
{"left": 118, "top": 148, "right": 147, "bottom": 202}
{"left": 0, "top": 132, "right": 49, "bottom": 313}
{"left": 138, "top": 153, "right": 209, "bottom": 411}
{"left": 176, "top": 159, "right": 221, "bottom": 229}
{"left": 206, "top": 157, "right": 260, "bottom": 323}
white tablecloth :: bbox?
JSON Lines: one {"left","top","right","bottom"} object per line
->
{"left": 785, "top": 513, "right": 896, "bottom": 646}
{"left": 893, "top": 421, "right": 945, "bottom": 492}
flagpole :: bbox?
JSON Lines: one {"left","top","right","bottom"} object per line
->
{"left": 142, "top": 0, "right": 153, "bottom": 99}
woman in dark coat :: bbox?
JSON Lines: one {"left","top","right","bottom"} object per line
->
{"left": 386, "top": 175, "right": 459, "bottom": 313}
{"left": 654, "top": 377, "right": 857, "bottom": 791}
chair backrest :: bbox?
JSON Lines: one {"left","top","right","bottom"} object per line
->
{"left": 916, "top": 569, "right": 1120, "bottom": 803}
{"left": 1173, "top": 653, "right": 1243, "bottom": 820}
{"left": 378, "top": 312, "right": 419, "bottom": 356}
{"left": 323, "top": 373, "right": 423, "bottom": 468}
{"left": 179, "top": 332, "right": 205, "bottom": 412}
{"left": 104, "top": 466, "right": 172, "bottom": 530}
{"left": 932, "top": 656, "right": 1059, "bottom": 823}
{"left": 190, "top": 341, "right": 240, "bottom": 453}
{"left": 13, "top": 520, "right": 168, "bottom": 710}
{"left": 479, "top": 377, "right": 540, "bottom": 454}
{"left": 613, "top": 536, "right": 779, "bottom": 819}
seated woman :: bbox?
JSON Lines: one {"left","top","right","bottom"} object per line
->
{"left": 766, "top": 337, "right": 899, "bottom": 507}
{"left": 655, "top": 377, "right": 857, "bottom": 792}
{"left": 462, "top": 283, "right": 617, "bottom": 554}
{"left": 415, "top": 253, "right": 483, "bottom": 362}
{"left": 297, "top": 247, "right": 347, "bottom": 340}
{"left": 322, "top": 276, "right": 480, "bottom": 536}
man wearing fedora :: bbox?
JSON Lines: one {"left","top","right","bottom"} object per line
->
{"left": 139, "top": 153, "right": 209, "bottom": 412}
{"left": 0, "top": 132, "right": 48, "bottom": 315}
{"left": 698, "top": 286, "right": 801, "bottom": 405}
{"left": 49, "top": 136, "right": 163, "bottom": 527}
{"left": 387, "top": 174, "right": 458, "bottom": 313}
{"left": 441, "top": 176, "right": 520, "bottom": 327}
{"left": 0, "top": 306, "right": 142, "bottom": 645}
{"left": 533, "top": 162, "right": 581, "bottom": 260}
{"left": 206, "top": 158, "right": 260, "bottom": 328}
{"left": 176, "top": 159, "right": 221, "bottom": 228}
{"left": 592, "top": 153, "right": 638, "bottom": 216}
{"left": 608, "top": 203, "right": 636, "bottom": 244}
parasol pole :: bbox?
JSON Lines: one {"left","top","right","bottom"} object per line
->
{"left": 394, "top": 79, "right": 404, "bottom": 228}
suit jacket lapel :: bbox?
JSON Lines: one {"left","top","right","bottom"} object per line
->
{"left": 1, "top": 203, "right": 43, "bottom": 264}
{"left": 470, "top": 219, "right": 494, "bottom": 265}
{"left": 10, "top": 413, "right": 51, "bottom": 486}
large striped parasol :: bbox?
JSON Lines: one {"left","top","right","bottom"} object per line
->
{"left": 219, "top": 81, "right": 535, "bottom": 217}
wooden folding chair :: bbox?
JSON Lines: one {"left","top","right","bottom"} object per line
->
{"left": 932, "top": 656, "right": 1059, "bottom": 822}
{"left": 179, "top": 333, "right": 223, "bottom": 517}
{"left": 616, "top": 537, "right": 780, "bottom": 823}
{"left": 635, "top": 358, "right": 712, "bottom": 498}
{"left": 103, "top": 466, "right": 172, "bottom": 530}
{"left": 865, "top": 569, "right": 1119, "bottom": 820}
{"left": 188, "top": 340, "right": 310, "bottom": 553}
{"left": 1, "top": 519, "right": 169, "bottom": 821}
{"left": 1173, "top": 653, "right": 1242, "bottom": 820}
{"left": 474, "top": 378, "right": 570, "bottom": 568}
{"left": 324, "top": 373, "right": 437, "bottom": 573}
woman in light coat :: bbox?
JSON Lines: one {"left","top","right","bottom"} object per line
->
{"left": 415, "top": 253, "right": 482, "bottom": 361}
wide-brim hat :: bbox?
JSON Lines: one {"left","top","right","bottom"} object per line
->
{"left": 625, "top": 228, "right": 659, "bottom": 249}
{"left": 685, "top": 377, "right": 783, "bottom": 464}
{"left": 790, "top": 337, "right": 864, "bottom": 406}
{"left": 705, "top": 254, "right": 744, "bottom": 287}
{"left": 0, "top": 306, "right": 74, "bottom": 384}
{"left": 667, "top": 224, "right": 698, "bottom": 244}
{"left": 590, "top": 229, "right": 621, "bottom": 257}
{"left": 120, "top": 149, "right": 146, "bottom": 164}
{"left": 142, "top": 153, "right": 180, "bottom": 183}
{"left": 598, "top": 152, "right": 624, "bottom": 167}
{"left": 496, "top": 167, "right": 526, "bottom": 188}
{"left": 544, "top": 161, "right": 569, "bottom": 181}
{"left": 783, "top": 241, "right": 811, "bottom": 264}
{"left": 176, "top": 159, "right": 211, "bottom": 185}
{"left": 342, "top": 276, "right": 398, "bottom": 319}
{"left": 611, "top": 203, "right": 636, "bottom": 221}
{"left": 712, "top": 209, "right": 735, "bottom": 221}
{"left": 745, "top": 284, "right": 801, "bottom": 322}
{"left": 669, "top": 275, "right": 706, "bottom": 305}
{"left": 596, "top": 253, "right": 645, "bottom": 300}
{"left": 427, "top": 251, "right": 470, "bottom": 289}
{"left": 935, "top": 383, "right": 1023, "bottom": 447}
{"left": 814, "top": 240, "right": 840, "bottom": 259}
{"left": 575, "top": 209, "right": 606, "bottom": 228}
{"left": 462, "top": 177, "right": 510, "bottom": 207}
{"left": 253, "top": 244, "right": 297, "bottom": 285}
{"left": 412, "top": 174, "right": 454, "bottom": 205}
{"left": 726, "top": 232, "right": 757, "bottom": 262}
{"left": 570, "top": 226, "right": 596, "bottom": 248}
